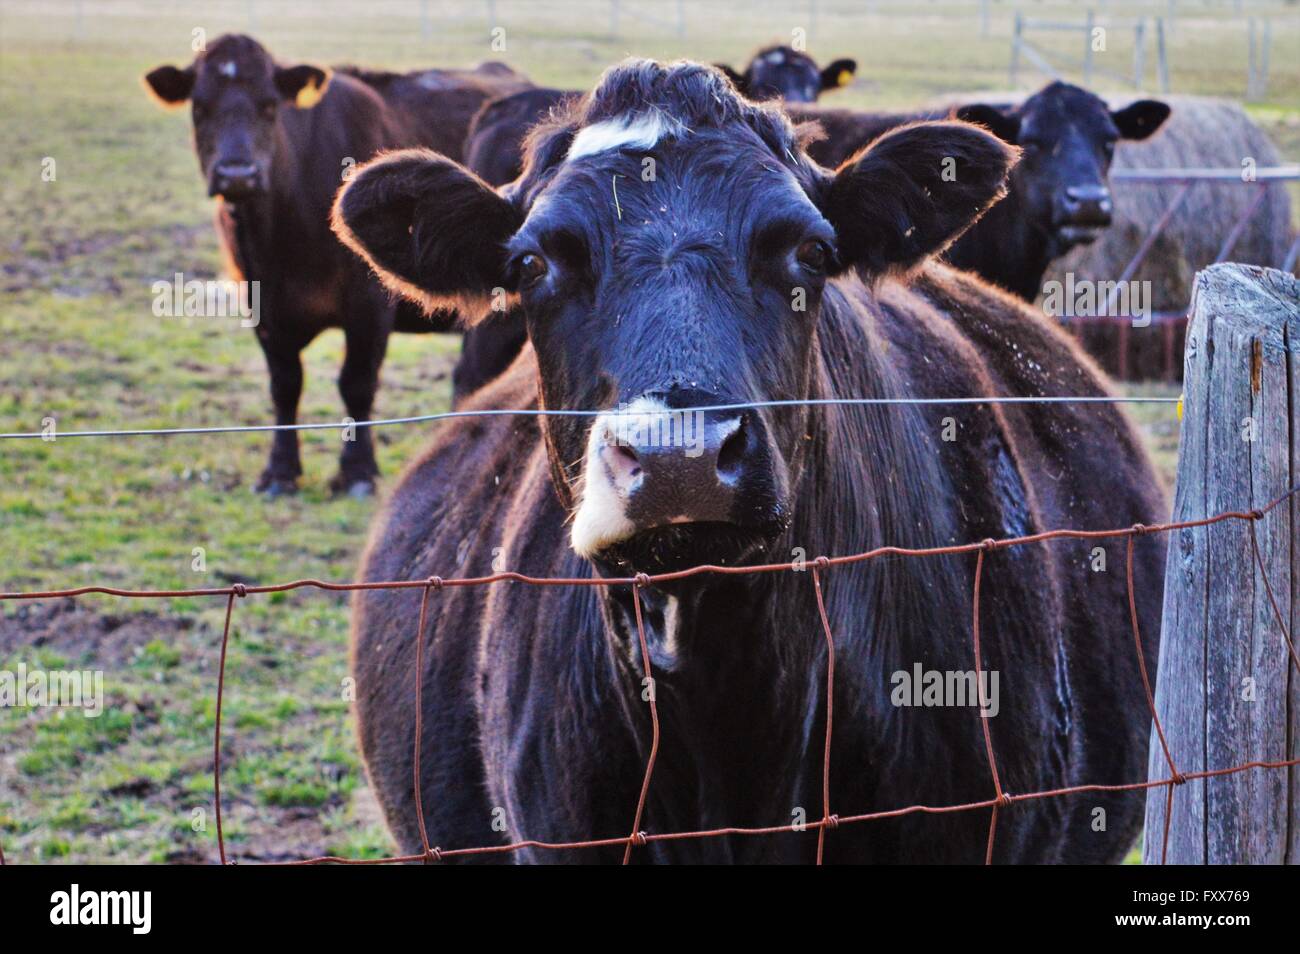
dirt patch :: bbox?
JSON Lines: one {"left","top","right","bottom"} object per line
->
{"left": 0, "top": 598, "right": 198, "bottom": 669}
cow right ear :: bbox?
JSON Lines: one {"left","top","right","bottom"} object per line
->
{"left": 144, "top": 65, "right": 195, "bottom": 106}
{"left": 331, "top": 149, "right": 523, "bottom": 317}
{"left": 713, "top": 63, "right": 749, "bottom": 97}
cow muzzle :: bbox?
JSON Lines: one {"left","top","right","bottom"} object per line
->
{"left": 209, "top": 159, "right": 264, "bottom": 200}
{"left": 1054, "top": 184, "right": 1113, "bottom": 245}
{"left": 570, "top": 394, "right": 785, "bottom": 568}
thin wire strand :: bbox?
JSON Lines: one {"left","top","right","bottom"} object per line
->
{"left": 622, "top": 578, "right": 660, "bottom": 864}
{"left": 0, "top": 395, "right": 1181, "bottom": 441}
{"left": 811, "top": 564, "right": 836, "bottom": 865}
{"left": 213, "top": 587, "right": 241, "bottom": 866}
{"left": 412, "top": 580, "right": 439, "bottom": 863}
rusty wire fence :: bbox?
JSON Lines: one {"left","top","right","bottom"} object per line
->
{"left": 2, "top": 465, "right": 1296, "bottom": 865}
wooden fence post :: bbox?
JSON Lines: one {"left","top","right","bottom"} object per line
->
{"left": 1143, "top": 263, "right": 1299, "bottom": 864}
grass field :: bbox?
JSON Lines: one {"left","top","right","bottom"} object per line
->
{"left": 0, "top": 0, "right": 1295, "bottom": 863}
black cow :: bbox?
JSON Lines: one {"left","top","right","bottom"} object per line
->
{"left": 335, "top": 60, "right": 1166, "bottom": 863}
{"left": 715, "top": 45, "right": 857, "bottom": 103}
{"left": 144, "top": 34, "right": 526, "bottom": 495}
{"left": 795, "top": 82, "right": 1171, "bottom": 301}
{"left": 464, "top": 87, "right": 572, "bottom": 187}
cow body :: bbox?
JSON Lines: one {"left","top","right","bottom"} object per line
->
{"left": 146, "top": 35, "right": 527, "bottom": 494}
{"left": 338, "top": 61, "right": 1166, "bottom": 864}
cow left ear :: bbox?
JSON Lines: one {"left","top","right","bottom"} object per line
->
{"left": 954, "top": 103, "right": 1021, "bottom": 144}
{"left": 275, "top": 64, "right": 331, "bottom": 109}
{"left": 819, "top": 58, "right": 857, "bottom": 92}
{"left": 823, "top": 120, "right": 1018, "bottom": 275}
{"left": 1111, "top": 99, "right": 1170, "bottom": 141}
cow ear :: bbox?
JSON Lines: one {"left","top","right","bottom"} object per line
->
{"left": 819, "top": 58, "right": 857, "bottom": 91}
{"left": 713, "top": 63, "right": 749, "bottom": 96}
{"left": 143, "top": 65, "right": 195, "bottom": 106}
{"left": 954, "top": 103, "right": 1021, "bottom": 144}
{"left": 824, "top": 121, "right": 1018, "bottom": 275}
{"left": 1112, "top": 99, "right": 1170, "bottom": 141}
{"left": 275, "top": 64, "right": 331, "bottom": 108}
{"left": 332, "top": 149, "right": 523, "bottom": 318}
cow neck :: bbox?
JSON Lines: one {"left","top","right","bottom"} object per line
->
{"left": 947, "top": 191, "right": 1055, "bottom": 302}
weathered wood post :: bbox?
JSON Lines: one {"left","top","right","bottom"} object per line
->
{"left": 1144, "top": 263, "right": 1299, "bottom": 864}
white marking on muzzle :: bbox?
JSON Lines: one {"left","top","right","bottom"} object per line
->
{"left": 570, "top": 397, "right": 669, "bottom": 558}
{"left": 566, "top": 111, "right": 684, "bottom": 162}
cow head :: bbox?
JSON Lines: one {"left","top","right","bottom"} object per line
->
{"left": 716, "top": 46, "right": 856, "bottom": 103}
{"left": 333, "top": 61, "right": 1013, "bottom": 578}
{"left": 957, "top": 82, "right": 1169, "bottom": 256}
{"left": 144, "top": 34, "right": 329, "bottom": 201}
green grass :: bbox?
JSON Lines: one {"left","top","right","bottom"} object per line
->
{"left": 0, "top": 0, "right": 1295, "bottom": 864}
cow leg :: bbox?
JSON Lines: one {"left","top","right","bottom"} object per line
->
{"left": 331, "top": 318, "right": 389, "bottom": 498}
{"left": 255, "top": 337, "right": 306, "bottom": 497}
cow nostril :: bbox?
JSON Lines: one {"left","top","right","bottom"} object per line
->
{"left": 612, "top": 441, "right": 639, "bottom": 473}
{"left": 716, "top": 417, "right": 749, "bottom": 484}
{"left": 601, "top": 439, "right": 642, "bottom": 492}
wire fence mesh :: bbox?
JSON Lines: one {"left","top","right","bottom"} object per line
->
{"left": 3, "top": 477, "right": 1295, "bottom": 865}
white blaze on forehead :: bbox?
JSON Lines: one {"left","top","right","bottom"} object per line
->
{"left": 566, "top": 111, "right": 684, "bottom": 161}
{"left": 570, "top": 396, "right": 669, "bottom": 558}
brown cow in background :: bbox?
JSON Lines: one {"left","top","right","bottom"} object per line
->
{"left": 145, "top": 34, "right": 527, "bottom": 496}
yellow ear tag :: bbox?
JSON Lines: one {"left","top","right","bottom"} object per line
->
{"left": 837, "top": 69, "right": 853, "bottom": 87}
{"left": 1175, "top": 394, "right": 1184, "bottom": 421}
{"left": 294, "top": 72, "right": 329, "bottom": 109}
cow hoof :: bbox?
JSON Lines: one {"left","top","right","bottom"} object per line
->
{"left": 345, "top": 479, "right": 377, "bottom": 499}
{"left": 330, "top": 474, "right": 376, "bottom": 499}
{"left": 256, "top": 478, "right": 299, "bottom": 498}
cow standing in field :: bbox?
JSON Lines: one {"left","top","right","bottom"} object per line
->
{"left": 144, "top": 34, "right": 526, "bottom": 496}
{"left": 793, "top": 82, "right": 1172, "bottom": 301}
{"left": 335, "top": 60, "right": 1166, "bottom": 863}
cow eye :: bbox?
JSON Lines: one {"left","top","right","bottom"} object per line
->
{"left": 518, "top": 253, "right": 549, "bottom": 287}
{"left": 796, "top": 239, "right": 828, "bottom": 274}
{"left": 260, "top": 100, "right": 278, "bottom": 120}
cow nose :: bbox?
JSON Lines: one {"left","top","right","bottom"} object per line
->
{"left": 597, "top": 404, "right": 763, "bottom": 528}
{"left": 210, "top": 160, "right": 260, "bottom": 199}
{"left": 1060, "top": 184, "right": 1113, "bottom": 222}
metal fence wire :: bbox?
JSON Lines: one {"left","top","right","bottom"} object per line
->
{"left": 2, "top": 476, "right": 1296, "bottom": 866}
